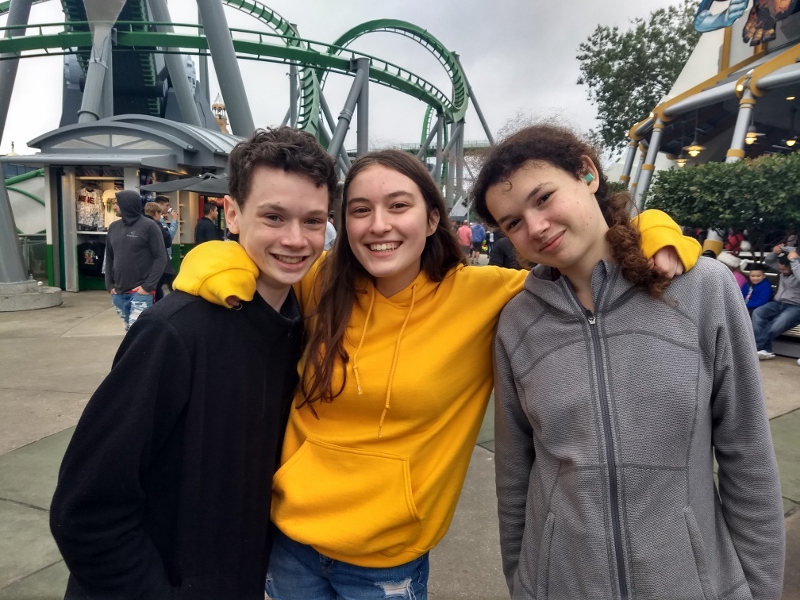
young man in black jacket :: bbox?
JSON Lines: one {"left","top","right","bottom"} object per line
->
{"left": 50, "top": 127, "right": 337, "bottom": 600}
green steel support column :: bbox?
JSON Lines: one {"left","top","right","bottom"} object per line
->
{"left": 356, "top": 57, "right": 369, "bottom": 157}
{"left": 0, "top": 0, "right": 32, "bottom": 283}
{"left": 328, "top": 59, "right": 369, "bottom": 161}
{"left": 455, "top": 119, "right": 464, "bottom": 206}
{"left": 433, "top": 112, "right": 444, "bottom": 188}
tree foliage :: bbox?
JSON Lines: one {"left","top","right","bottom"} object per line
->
{"left": 645, "top": 154, "right": 800, "bottom": 253}
{"left": 577, "top": 0, "right": 701, "bottom": 154}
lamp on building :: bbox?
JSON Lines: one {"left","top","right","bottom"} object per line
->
{"left": 745, "top": 124, "right": 764, "bottom": 145}
{"left": 683, "top": 110, "right": 705, "bottom": 157}
{"left": 785, "top": 107, "right": 797, "bottom": 148}
{"left": 675, "top": 153, "right": 688, "bottom": 167}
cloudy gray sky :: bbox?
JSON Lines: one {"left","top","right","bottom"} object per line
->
{"left": 1, "top": 0, "right": 683, "bottom": 154}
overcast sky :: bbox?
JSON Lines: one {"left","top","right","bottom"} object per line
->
{"left": 1, "top": 0, "right": 684, "bottom": 155}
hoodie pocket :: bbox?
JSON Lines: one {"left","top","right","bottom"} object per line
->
{"left": 272, "top": 438, "right": 422, "bottom": 558}
{"left": 684, "top": 507, "right": 716, "bottom": 600}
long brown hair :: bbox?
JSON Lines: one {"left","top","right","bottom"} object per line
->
{"left": 300, "top": 150, "right": 466, "bottom": 409}
{"left": 473, "top": 124, "right": 670, "bottom": 297}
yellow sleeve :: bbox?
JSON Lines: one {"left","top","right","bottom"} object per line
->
{"left": 173, "top": 241, "right": 258, "bottom": 308}
{"left": 634, "top": 209, "right": 701, "bottom": 272}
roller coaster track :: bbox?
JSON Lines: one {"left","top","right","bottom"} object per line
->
{"left": 0, "top": 4, "right": 468, "bottom": 135}
{"left": 326, "top": 20, "right": 467, "bottom": 124}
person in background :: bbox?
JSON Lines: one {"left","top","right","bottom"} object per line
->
{"left": 488, "top": 229, "right": 523, "bottom": 270}
{"left": 105, "top": 191, "right": 167, "bottom": 331}
{"left": 324, "top": 217, "right": 337, "bottom": 251}
{"left": 753, "top": 245, "right": 800, "bottom": 360}
{"left": 144, "top": 202, "right": 175, "bottom": 302}
{"left": 742, "top": 263, "right": 773, "bottom": 314}
{"left": 474, "top": 123, "right": 784, "bottom": 600}
{"left": 470, "top": 219, "right": 486, "bottom": 265}
{"left": 716, "top": 251, "right": 748, "bottom": 288}
{"left": 487, "top": 227, "right": 495, "bottom": 254}
{"left": 195, "top": 201, "right": 222, "bottom": 245}
{"left": 456, "top": 219, "right": 472, "bottom": 258}
{"left": 50, "top": 127, "right": 337, "bottom": 600}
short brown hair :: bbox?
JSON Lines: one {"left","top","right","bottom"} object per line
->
{"left": 473, "top": 124, "right": 671, "bottom": 297}
{"left": 227, "top": 127, "right": 337, "bottom": 208}
{"left": 143, "top": 202, "right": 162, "bottom": 218}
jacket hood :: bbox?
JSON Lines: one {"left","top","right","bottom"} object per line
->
{"left": 116, "top": 190, "right": 143, "bottom": 226}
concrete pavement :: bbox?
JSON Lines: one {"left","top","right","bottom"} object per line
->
{"left": 1, "top": 291, "right": 798, "bottom": 598}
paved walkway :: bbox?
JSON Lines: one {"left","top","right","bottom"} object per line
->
{"left": 1, "top": 291, "right": 798, "bottom": 599}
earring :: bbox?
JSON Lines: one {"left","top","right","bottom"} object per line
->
{"left": 584, "top": 173, "right": 595, "bottom": 184}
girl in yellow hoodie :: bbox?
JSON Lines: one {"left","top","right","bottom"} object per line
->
{"left": 175, "top": 150, "right": 698, "bottom": 599}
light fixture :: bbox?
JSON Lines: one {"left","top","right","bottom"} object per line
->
{"left": 788, "top": 96, "right": 796, "bottom": 101}
{"left": 745, "top": 124, "right": 764, "bottom": 145}
{"left": 736, "top": 83, "right": 744, "bottom": 92}
{"left": 683, "top": 110, "right": 705, "bottom": 157}
{"left": 675, "top": 153, "right": 688, "bottom": 167}
{"left": 785, "top": 107, "right": 797, "bottom": 148}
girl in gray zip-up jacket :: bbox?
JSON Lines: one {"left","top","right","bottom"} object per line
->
{"left": 474, "top": 125, "right": 784, "bottom": 600}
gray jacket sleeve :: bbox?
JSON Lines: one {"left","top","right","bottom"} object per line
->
{"left": 493, "top": 333, "right": 535, "bottom": 595}
{"left": 707, "top": 267, "right": 785, "bottom": 598}
{"left": 104, "top": 238, "right": 115, "bottom": 292}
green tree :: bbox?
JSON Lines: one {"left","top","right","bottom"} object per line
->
{"left": 577, "top": 0, "right": 701, "bottom": 155}
{"left": 646, "top": 154, "right": 800, "bottom": 256}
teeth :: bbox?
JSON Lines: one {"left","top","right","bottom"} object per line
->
{"left": 275, "top": 255, "right": 304, "bottom": 264}
{"left": 369, "top": 243, "right": 399, "bottom": 252}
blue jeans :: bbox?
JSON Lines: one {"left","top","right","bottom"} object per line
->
{"left": 111, "top": 291, "right": 153, "bottom": 331}
{"left": 265, "top": 529, "right": 429, "bottom": 600}
{"left": 752, "top": 300, "right": 800, "bottom": 352}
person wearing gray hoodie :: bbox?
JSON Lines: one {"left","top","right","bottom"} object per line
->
{"left": 105, "top": 190, "right": 167, "bottom": 331}
{"left": 752, "top": 245, "right": 800, "bottom": 360}
{"left": 474, "top": 125, "right": 784, "bottom": 600}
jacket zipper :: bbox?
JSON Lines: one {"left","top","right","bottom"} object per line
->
{"left": 586, "top": 308, "right": 629, "bottom": 600}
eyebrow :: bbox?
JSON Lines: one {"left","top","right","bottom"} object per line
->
{"left": 495, "top": 182, "right": 551, "bottom": 227}
{"left": 348, "top": 190, "right": 414, "bottom": 204}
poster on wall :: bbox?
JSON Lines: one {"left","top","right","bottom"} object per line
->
{"left": 694, "top": 0, "right": 800, "bottom": 45}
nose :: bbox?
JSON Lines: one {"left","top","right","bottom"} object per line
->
{"left": 281, "top": 221, "right": 309, "bottom": 249}
{"left": 369, "top": 207, "right": 392, "bottom": 234}
{"left": 524, "top": 210, "right": 548, "bottom": 239}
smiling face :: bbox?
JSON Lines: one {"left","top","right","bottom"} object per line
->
{"left": 749, "top": 269, "right": 766, "bottom": 284}
{"left": 224, "top": 164, "right": 328, "bottom": 310}
{"left": 485, "top": 159, "right": 610, "bottom": 281}
{"left": 346, "top": 164, "right": 439, "bottom": 298}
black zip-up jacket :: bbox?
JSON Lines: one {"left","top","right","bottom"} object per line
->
{"left": 105, "top": 192, "right": 167, "bottom": 293}
{"left": 51, "top": 290, "right": 303, "bottom": 600}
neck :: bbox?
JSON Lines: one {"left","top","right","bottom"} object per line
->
{"left": 562, "top": 240, "right": 613, "bottom": 312}
{"left": 375, "top": 264, "right": 421, "bottom": 298}
{"left": 256, "top": 277, "right": 290, "bottom": 312}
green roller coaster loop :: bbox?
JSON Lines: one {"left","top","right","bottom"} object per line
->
{"left": 326, "top": 19, "right": 468, "bottom": 124}
{"left": 0, "top": 21, "right": 456, "bottom": 122}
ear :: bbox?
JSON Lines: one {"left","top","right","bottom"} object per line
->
{"left": 427, "top": 209, "right": 441, "bottom": 236}
{"left": 580, "top": 156, "right": 600, "bottom": 194}
{"left": 223, "top": 195, "right": 241, "bottom": 235}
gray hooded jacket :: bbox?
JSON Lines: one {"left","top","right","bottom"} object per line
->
{"left": 105, "top": 191, "right": 167, "bottom": 293}
{"left": 764, "top": 252, "right": 800, "bottom": 306}
{"left": 494, "top": 258, "right": 784, "bottom": 600}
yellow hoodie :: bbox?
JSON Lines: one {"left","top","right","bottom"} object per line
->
{"left": 174, "top": 210, "right": 700, "bottom": 568}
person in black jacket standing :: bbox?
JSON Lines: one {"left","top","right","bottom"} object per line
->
{"left": 144, "top": 202, "right": 174, "bottom": 301}
{"left": 50, "top": 127, "right": 338, "bottom": 600}
{"left": 105, "top": 190, "right": 167, "bottom": 331}
{"left": 194, "top": 201, "right": 221, "bottom": 245}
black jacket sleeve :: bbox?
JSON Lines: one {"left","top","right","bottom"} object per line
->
{"left": 50, "top": 314, "right": 191, "bottom": 599}
{"left": 104, "top": 236, "right": 115, "bottom": 292}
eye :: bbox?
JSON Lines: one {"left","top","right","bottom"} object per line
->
{"left": 350, "top": 206, "right": 370, "bottom": 215}
{"left": 537, "top": 192, "right": 552, "bottom": 205}
{"left": 390, "top": 201, "right": 409, "bottom": 210}
{"left": 506, "top": 219, "right": 521, "bottom": 232}
{"left": 265, "top": 214, "right": 282, "bottom": 222}
{"left": 305, "top": 218, "right": 324, "bottom": 226}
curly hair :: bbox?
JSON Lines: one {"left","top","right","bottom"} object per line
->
{"left": 227, "top": 127, "right": 338, "bottom": 207}
{"left": 473, "top": 124, "right": 670, "bottom": 297}
{"left": 300, "top": 150, "right": 466, "bottom": 409}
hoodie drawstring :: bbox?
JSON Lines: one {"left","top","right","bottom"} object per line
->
{"left": 377, "top": 284, "right": 416, "bottom": 438}
{"left": 352, "top": 287, "right": 376, "bottom": 396}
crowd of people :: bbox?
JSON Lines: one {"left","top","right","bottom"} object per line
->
{"left": 49, "top": 124, "right": 788, "bottom": 600}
